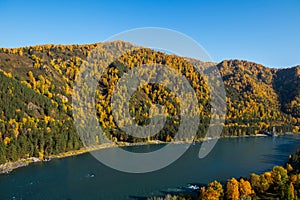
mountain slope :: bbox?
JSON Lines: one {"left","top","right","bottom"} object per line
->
{"left": 273, "top": 66, "right": 300, "bottom": 118}
{"left": 0, "top": 41, "right": 299, "bottom": 164}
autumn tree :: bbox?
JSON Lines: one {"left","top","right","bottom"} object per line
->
{"left": 226, "top": 178, "right": 240, "bottom": 200}
{"left": 239, "top": 178, "right": 253, "bottom": 198}
{"left": 200, "top": 180, "right": 224, "bottom": 200}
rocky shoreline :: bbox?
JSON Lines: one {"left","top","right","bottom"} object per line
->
{"left": 0, "top": 157, "right": 41, "bottom": 174}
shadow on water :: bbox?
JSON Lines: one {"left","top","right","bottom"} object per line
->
{"left": 128, "top": 182, "right": 205, "bottom": 199}
{"left": 260, "top": 138, "right": 300, "bottom": 166}
{"left": 260, "top": 154, "right": 289, "bottom": 165}
{"left": 273, "top": 142, "right": 299, "bottom": 152}
{"left": 128, "top": 195, "right": 148, "bottom": 200}
{"left": 129, "top": 191, "right": 198, "bottom": 200}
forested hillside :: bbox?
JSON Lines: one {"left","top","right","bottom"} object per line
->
{"left": 0, "top": 41, "right": 299, "bottom": 164}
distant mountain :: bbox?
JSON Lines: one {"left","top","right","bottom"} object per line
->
{"left": 0, "top": 41, "right": 299, "bottom": 164}
{"left": 220, "top": 59, "right": 299, "bottom": 125}
{"left": 273, "top": 65, "right": 300, "bottom": 118}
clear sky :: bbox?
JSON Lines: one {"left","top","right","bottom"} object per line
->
{"left": 0, "top": 0, "right": 299, "bottom": 68}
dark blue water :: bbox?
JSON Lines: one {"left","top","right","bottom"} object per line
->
{"left": 0, "top": 135, "right": 300, "bottom": 200}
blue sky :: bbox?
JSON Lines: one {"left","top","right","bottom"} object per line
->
{"left": 0, "top": 0, "right": 299, "bottom": 68}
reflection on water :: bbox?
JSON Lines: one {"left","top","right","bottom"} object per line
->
{"left": 0, "top": 135, "right": 299, "bottom": 200}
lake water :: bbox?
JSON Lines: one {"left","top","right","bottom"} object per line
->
{"left": 1, "top": 135, "right": 300, "bottom": 200}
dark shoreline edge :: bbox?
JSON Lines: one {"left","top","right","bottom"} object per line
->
{"left": 1, "top": 133, "right": 299, "bottom": 175}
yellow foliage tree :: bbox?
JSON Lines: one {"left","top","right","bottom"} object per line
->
{"left": 226, "top": 178, "right": 240, "bottom": 200}
{"left": 239, "top": 178, "right": 253, "bottom": 198}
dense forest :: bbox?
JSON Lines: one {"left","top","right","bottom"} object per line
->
{"left": 0, "top": 41, "right": 299, "bottom": 164}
